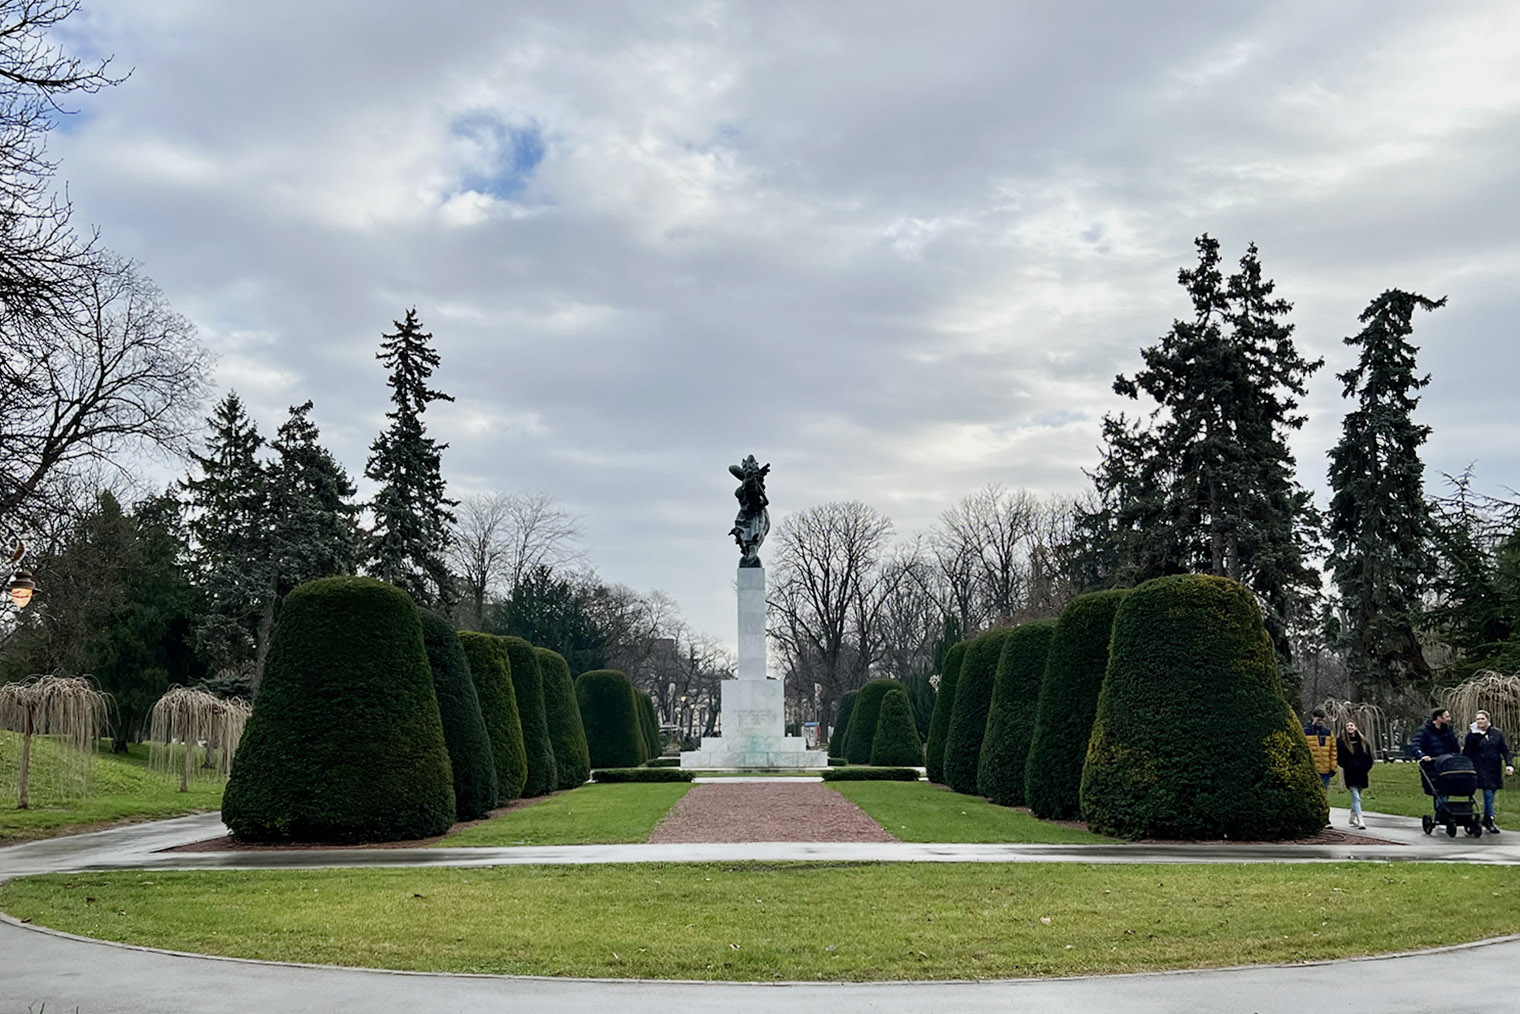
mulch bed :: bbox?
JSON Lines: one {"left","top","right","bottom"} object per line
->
{"left": 159, "top": 794, "right": 554, "bottom": 853}
{"left": 648, "top": 782, "right": 896, "bottom": 843}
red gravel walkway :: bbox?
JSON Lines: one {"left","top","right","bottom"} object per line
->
{"left": 647, "top": 782, "right": 896, "bottom": 843}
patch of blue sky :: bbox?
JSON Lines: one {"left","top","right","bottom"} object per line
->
{"left": 451, "top": 111, "right": 545, "bottom": 201}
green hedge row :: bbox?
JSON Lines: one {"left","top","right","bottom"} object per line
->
{"left": 925, "top": 640, "right": 968, "bottom": 784}
{"left": 821, "top": 767, "right": 920, "bottom": 782}
{"left": 458, "top": 631, "right": 528, "bottom": 803}
{"left": 537, "top": 647, "right": 590, "bottom": 790}
{"left": 576, "top": 669, "right": 645, "bottom": 769}
{"left": 844, "top": 678, "right": 900, "bottom": 765}
{"left": 943, "top": 628, "right": 1013, "bottom": 795}
{"left": 419, "top": 609, "right": 498, "bottom": 820}
{"left": 501, "top": 636, "right": 557, "bottom": 797}
{"left": 829, "top": 690, "right": 859, "bottom": 760}
{"left": 592, "top": 767, "right": 695, "bottom": 783}
{"left": 643, "top": 756, "right": 681, "bottom": 767}
{"left": 870, "top": 687, "right": 924, "bottom": 766}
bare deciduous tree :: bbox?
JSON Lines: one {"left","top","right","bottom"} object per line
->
{"left": 450, "top": 490, "right": 584, "bottom": 629}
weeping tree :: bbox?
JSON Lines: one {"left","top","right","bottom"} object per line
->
{"left": 148, "top": 686, "right": 252, "bottom": 792}
{"left": 0, "top": 675, "right": 110, "bottom": 809}
{"left": 1315, "top": 698, "right": 1390, "bottom": 757}
{"left": 1445, "top": 671, "right": 1520, "bottom": 739}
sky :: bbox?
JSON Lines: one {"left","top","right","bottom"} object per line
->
{"left": 49, "top": 0, "right": 1520, "bottom": 644}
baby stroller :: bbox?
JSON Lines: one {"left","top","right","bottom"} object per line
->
{"left": 1419, "top": 753, "right": 1483, "bottom": 838}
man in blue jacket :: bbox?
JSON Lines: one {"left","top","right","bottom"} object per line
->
{"left": 1413, "top": 708, "right": 1462, "bottom": 810}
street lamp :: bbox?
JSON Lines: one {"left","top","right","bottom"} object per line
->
{"left": 5, "top": 527, "right": 34, "bottom": 609}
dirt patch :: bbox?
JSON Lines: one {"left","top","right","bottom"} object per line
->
{"left": 648, "top": 782, "right": 896, "bottom": 843}
{"left": 159, "top": 794, "right": 555, "bottom": 852}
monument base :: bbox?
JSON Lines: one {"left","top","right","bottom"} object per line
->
{"left": 680, "top": 677, "right": 826, "bottom": 770}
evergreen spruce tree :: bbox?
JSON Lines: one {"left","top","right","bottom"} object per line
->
{"left": 365, "top": 309, "right": 456, "bottom": 609}
{"left": 1327, "top": 290, "right": 1445, "bottom": 698}
{"left": 181, "top": 392, "right": 272, "bottom": 672}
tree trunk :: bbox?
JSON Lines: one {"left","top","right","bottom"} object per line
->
{"left": 17, "top": 708, "right": 33, "bottom": 809}
{"left": 252, "top": 596, "right": 277, "bottom": 697}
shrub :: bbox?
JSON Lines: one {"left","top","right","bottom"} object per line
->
{"left": 1080, "top": 574, "right": 1326, "bottom": 840}
{"left": 925, "top": 640, "right": 969, "bottom": 784}
{"left": 458, "top": 631, "right": 528, "bottom": 802}
{"left": 1026, "top": 590, "right": 1129, "bottom": 820}
{"left": 643, "top": 756, "right": 680, "bottom": 768}
{"left": 943, "top": 628, "right": 1014, "bottom": 795}
{"left": 222, "top": 577, "right": 454, "bottom": 842}
{"left": 829, "top": 691, "right": 859, "bottom": 759}
{"left": 870, "top": 687, "right": 924, "bottom": 766}
{"left": 978, "top": 619, "right": 1058, "bottom": 807}
{"left": 827, "top": 757, "right": 850, "bottom": 767}
{"left": 844, "top": 678, "right": 901, "bottom": 765}
{"left": 636, "top": 690, "right": 661, "bottom": 760}
{"left": 592, "top": 767, "right": 694, "bottom": 783}
{"left": 418, "top": 610, "right": 498, "bottom": 820}
{"left": 576, "top": 669, "right": 645, "bottom": 768}
{"left": 821, "top": 767, "right": 920, "bottom": 782}
{"left": 536, "top": 647, "right": 590, "bottom": 790}
{"left": 500, "top": 635, "right": 557, "bottom": 797}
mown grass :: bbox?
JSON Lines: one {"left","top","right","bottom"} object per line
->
{"left": 435, "top": 782, "right": 691, "bottom": 846}
{"left": 0, "top": 735, "right": 223, "bottom": 844}
{"left": 3, "top": 862, "right": 1516, "bottom": 980}
{"left": 1326, "top": 762, "right": 1517, "bottom": 820}
{"left": 830, "top": 780, "right": 1111, "bottom": 843}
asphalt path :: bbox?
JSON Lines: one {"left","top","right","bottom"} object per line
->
{"left": 3, "top": 806, "right": 1519, "bottom": 1012}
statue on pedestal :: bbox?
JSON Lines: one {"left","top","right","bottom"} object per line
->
{"left": 727, "top": 455, "right": 770, "bottom": 568}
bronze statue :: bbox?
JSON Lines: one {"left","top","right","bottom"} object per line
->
{"left": 728, "top": 455, "right": 770, "bottom": 568}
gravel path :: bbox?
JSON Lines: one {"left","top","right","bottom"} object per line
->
{"left": 648, "top": 782, "right": 896, "bottom": 843}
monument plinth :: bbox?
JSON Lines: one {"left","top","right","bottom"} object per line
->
{"left": 681, "top": 457, "right": 821, "bottom": 770}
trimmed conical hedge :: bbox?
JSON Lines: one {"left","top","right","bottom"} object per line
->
{"left": 536, "top": 646, "right": 590, "bottom": 790}
{"left": 978, "top": 619, "right": 1057, "bottom": 806}
{"left": 1026, "top": 590, "right": 1128, "bottom": 820}
{"left": 419, "top": 610, "right": 498, "bottom": 819}
{"left": 844, "top": 678, "right": 901, "bottom": 765}
{"left": 943, "top": 628, "right": 1013, "bottom": 795}
{"left": 925, "top": 640, "right": 968, "bottom": 784}
{"left": 223, "top": 577, "right": 455, "bottom": 842}
{"left": 501, "top": 635, "right": 557, "bottom": 797}
{"left": 458, "top": 631, "right": 528, "bottom": 802}
{"left": 829, "top": 690, "right": 859, "bottom": 759}
{"left": 1080, "top": 574, "right": 1326, "bottom": 840}
{"left": 870, "top": 687, "right": 924, "bottom": 766}
{"left": 576, "top": 669, "right": 645, "bottom": 768}
{"left": 637, "top": 690, "right": 661, "bottom": 760}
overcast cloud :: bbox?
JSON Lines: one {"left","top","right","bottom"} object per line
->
{"left": 51, "top": 0, "right": 1520, "bottom": 641}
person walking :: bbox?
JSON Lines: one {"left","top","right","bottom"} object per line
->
{"left": 1304, "top": 708, "right": 1337, "bottom": 791}
{"left": 1463, "top": 710, "right": 1515, "bottom": 833}
{"left": 1336, "top": 720, "right": 1375, "bottom": 830}
{"left": 1414, "top": 708, "right": 1462, "bottom": 812}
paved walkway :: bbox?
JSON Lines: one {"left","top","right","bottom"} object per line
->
{"left": 3, "top": 807, "right": 1519, "bottom": 1012}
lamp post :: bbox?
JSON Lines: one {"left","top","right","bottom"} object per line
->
{"left": 4, "top": 523, "right": 35, "bottom": 610}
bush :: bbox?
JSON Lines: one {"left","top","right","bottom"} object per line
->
{"left": 827, "top": 756, "right": 850, "bottom": 767}
{"left": 576, "top": 669, "right": 645, "bottom": 769}
{"left": 222, "top": 577, "right": 455, "bottom": 842}
{"left": 829, "top": 690, "right": 859, "bottom": 759}
{"left": 458, "top": 631, "right": 528, "bottom": 802}
{"left": 636, "top": 691, "right": 661, "bottom": 760}
{"left": 500, "top": 635, "right": 557, "bottom": 797}
{"left": 1080, "top": 574, "right": 1326, "bottom": 840}
{"left": 943, "top": 628, "right": 1014, "bottom": 795}
{"left": 592, "top": 767, "right": 694, "bottom": 783}
{"left": 643, "top": 756, "right": 680, "bottom": 767}
{"left": 536, "top": 647, "right": 590, "bottom": 790}
{"left": 1026, "top": 590, "right": 1129, "bottom": 820}
{"left": 821, "top": 767, "right": 920, "bottom": 782}
{"left": 925, "top": 640, "right": 969, "bottom": 784}
{"left": 870, "top": 687, "right": 924, "bottom": 766}
{"left": 418, "top": 610, "right": 498, "bottom": 820}
{"left": 978, "top": 619, "right": 1058, "bottom": 807}
{"left": 844, "top": 678, "right": 901, "bottom": 765}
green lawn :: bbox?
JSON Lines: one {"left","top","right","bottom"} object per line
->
{"left": 0, "top": 735, "right": 224, "bottom": 844}
{"left": 1327, "top": 762, "right": 1518, "bottom": 820}
{"left": 436, "top": 782, "right": 691, "bottom": 846}
{"left": 830, "top": 780, "right": 1111, "bottom": 843}
{"left": 4, "top": 862, "right": 1515, "bottom": 980}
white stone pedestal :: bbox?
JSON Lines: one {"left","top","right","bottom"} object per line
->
{"left": 681, "top": 566, "right": 824, "bottom": 770}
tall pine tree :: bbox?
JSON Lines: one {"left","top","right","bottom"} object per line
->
{"left": 1327, "top": 290, "right": 1445, "bottom": 698}
{"left": 1078, "top": 237, "right": 1322, "bottom": 692}
{"left": 181, "top": 392, "right": 271, "bottom": 672}
{"left": 365, "top": 309, "right": 456, "bottom": 608}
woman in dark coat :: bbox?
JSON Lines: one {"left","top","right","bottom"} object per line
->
{"left": 1463, "top": 711, "right": 1515, "bottom": 833}
{"left": 1336, "top": 720, "right": 1375, "bottom": 830}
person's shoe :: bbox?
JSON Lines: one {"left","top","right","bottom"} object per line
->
{"left": 1484, "top": 818, "right": 1501, "bottom": 833}
{"left": 1356, "top": 820, "right": 1367, "bottom": 830}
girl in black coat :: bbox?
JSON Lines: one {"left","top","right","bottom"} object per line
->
{"left": 1463, "top": 711, "right": 1515, "bottom": 832}
{"left": 1336, "top": 721, "right": 1375, "bottom": 830}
